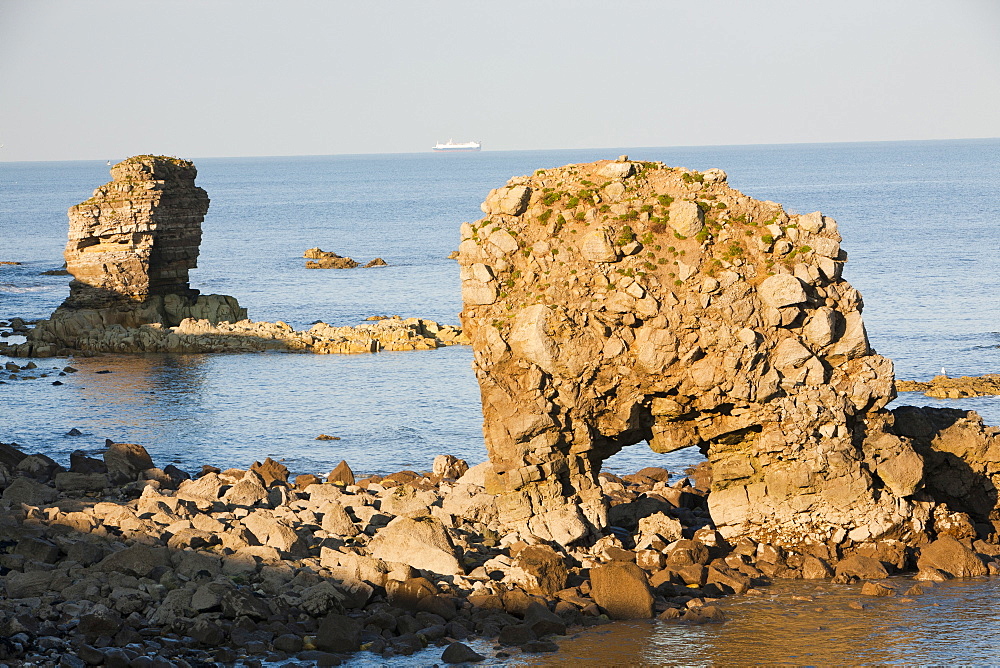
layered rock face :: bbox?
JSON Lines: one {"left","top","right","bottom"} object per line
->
{"left": 460, "top": 157, "right": 934, "bottom": 547}
{"left": 65, "top": 156, "right": 208, "bottom": 308}
{"left": 10, "top": 156, "right": 247, "bottom": 356}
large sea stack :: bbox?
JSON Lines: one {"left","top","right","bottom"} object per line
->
{"left": 64, "top": 155, "right": 208, "bottom": 308}
{"left": 11, "top": 156, "right": 246, "bottom": 356}
{"left": 460, "top": 157, "right": 1000, "bottom": 548}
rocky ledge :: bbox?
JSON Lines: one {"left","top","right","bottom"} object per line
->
{"left": 2, "top": 437, "right": 1000, "bottom": 666}
{"left": 897, "top": 374, "right": 1000, "bottom": 398}
{"left": 1, "top": 316, "right": 467, "bottom": 357}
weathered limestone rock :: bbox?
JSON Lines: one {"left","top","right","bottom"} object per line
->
{"left": 459, "top": 158, "right": 934, "bottom": 548}
{"left": 589, "top": 561, "right": 654, "bottom": 619}
{"left": 916, "top": 536, "right": 987, "bottom": 578}
{"left": 897, "top": 374, "right": 1000, "bottom": 398}
{"left": 66, "top": 156, "right": 208, "bottom": 307}
{"left": 368, "top": 515, "right": 463, "bottom": 575}
{"left": 9, "top": 156, "right": 247, "bottom": 356}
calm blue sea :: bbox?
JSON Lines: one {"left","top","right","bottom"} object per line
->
{"left": 1, "top": 140, "right": 998, "bottom": 479}
{"left": 3, "top": 139, "right": 1000, "bottom": 665}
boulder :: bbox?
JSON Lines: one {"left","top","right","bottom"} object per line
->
{"left": 327, "top": 460, "right": 355, "bottom": 486}
{"left": 241, "top": 509, "right": 309, "bottom": 557}
{"left": 249, "top": 457, "right": 289, "bottom": 486}
{"left": 589, "top": 561, "right": 654, "bottom": 619}
{"left": 916, "top": 536, "right": 987, "bottom": 578}
{"left": 2, "top": 476, "right": 58, "bottom": 506}
{"left": 222, "top": 476, "right": 269, "bottom": 507}
{"left": 668, "top": 200, "right": 704, "bottom": 237}
{"left": 442, "top": 642, "right": 485, "bottom": 664}
{"left": 315, "top": 613, "right": 362, "bottom": 653}
{"left": 509, "top": 545, "right": 568, "bottom": 596}
{"left": 96, "top": 546, "right": 171, "bottom": 578}
{"left": 433, "top": 454, "right": 469, "bottom": 480}
{"left": 16, "top": 453, "right": 63, "bottom": 481}
{"left": 104, "top": 442, "right": 155, "bottom": 483}
{"left": 320, "top": 498, "right": 359, "bottom": 536}
{"left": 369, "top": 516, "right": 463, "bottom": 575}
{"left": 834, "top": 554, "right": 889, "bottom": 580}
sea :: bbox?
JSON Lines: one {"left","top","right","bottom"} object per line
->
{"left": 2, "top": 139, "right": 999, "bottom": 665}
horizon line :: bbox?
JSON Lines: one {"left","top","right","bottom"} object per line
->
{"left": 1, "top": 135, "right": 998, "bottom": 164}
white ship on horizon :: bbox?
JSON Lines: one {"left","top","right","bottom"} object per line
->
{"left": 432, "top": 139, "right": 481, "bottom": 152}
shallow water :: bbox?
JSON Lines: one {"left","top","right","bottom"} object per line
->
{"left": 338, "top": 576, "right": 1000, "bottom": 666}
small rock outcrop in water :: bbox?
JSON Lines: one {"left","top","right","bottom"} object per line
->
{"left": 897, "top": 374, "right": 1000, "bottom": 398}
{"left": 304, "top": 248, "right": 360, "bottom": 269}
{"left": 303, "top": 248, "right": 389, "bottom": 269}
{"left": 6, "top": 156, "right": 247, "bottom": 357}
{"left": 459, "top": 157, "right": 998, "bottom": 548}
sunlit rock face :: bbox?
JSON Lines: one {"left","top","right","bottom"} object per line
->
{"left": 64, "top": 155, "right": 209, "bottom": 308}
{"left": 7, "top": 156, "right": 247, "bottom": 356}
{"left": 460, "top": 157, "right": 931, "bottom": 547}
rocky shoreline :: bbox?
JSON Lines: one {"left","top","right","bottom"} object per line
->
{"left": 2, "top": 438, "right": 1000, "bottom": 667}
{"left": 2, "top": 315, "right": 467, "bottom": 358}
{"left": 897, "top": 374, "right": 1000, "bottom": 398}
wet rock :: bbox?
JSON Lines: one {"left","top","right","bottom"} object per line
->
{"left": 861, "top": 581, "right": 895, "bottom": 597}
{"left": 801, "top": 555, "right": 834, "bottom": 579}
{"left": 523, "top": 601, "right": 567, "bottom": 637}
{"left": 589, "top": 561, "right": 654, "bottom": 619}
{"left": 441, "top": 641, "right": 485, "bottom": 663}
{"left": 522, "top": 639, "right": 560, "bottom": 653}
{"left": 834, "top": 554, "right": 889, "bottom": 580}
{"left": 897, "top": 373, "right": 1000, "bottom": 399}
{"left": 315, "top": 613, "right": 362, "bottom": 652}
{"left": 497, "top": 623, "right": 537, "bottom": 647}
{"left": 916, "top": 536, "right": 987, "bottom": 578}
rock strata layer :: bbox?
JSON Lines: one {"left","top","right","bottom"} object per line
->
{"left": 459, "top": 157, "right": 999, "bottom": 548}
{"left": 9, "top": 156, "right": 248, "bottom": 357}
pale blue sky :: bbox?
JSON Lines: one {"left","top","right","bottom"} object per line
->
{"left": 1, "top": 0, "right": 998, "bottom": 161}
